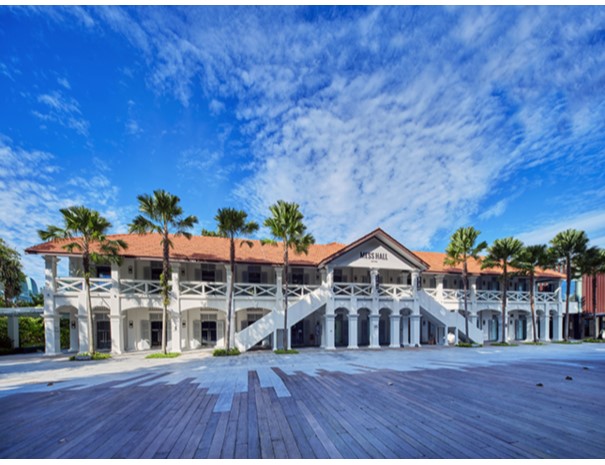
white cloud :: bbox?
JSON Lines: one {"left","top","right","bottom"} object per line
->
{"left": 0, "top": 137, "right": 126, "bottom": 286}
{"left": 57, "top": 77, "right": 71, "bottom": 89}
{"left": 209, "top": 99, "right": 225, "bottom": 115}
{"left": 516, "top": 210, "right": 605, "bottom": 246}
{"left": 125, "top": 119, "right": 143, "bottom": 135}
{"left": 34, "top": 90, "right": 90, "bottom": 136}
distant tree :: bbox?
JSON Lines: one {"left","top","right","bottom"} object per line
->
{"left": 482, "top": 237, "right": 524, "bottom": 343}
{"left": 550, "top": 229, "right": 589, "bottom": 340}
{"left": 443, "top": 227, "right": 487, "bottom": 343}
{"left": 513, "top": 245, "right": 555, "bottom": 342}
{"left": 129, "top": 190, "right": 198, "bottom": 354}
{"left": 0, "top": 238, "right": 25, "bottom": 307}
{"left": 202, "top": 208, "right": 259, "bottom": 351}
{"left": 39, "top": 206, "right": 127, "bottom": 354}
{"left": 262, "top": 201, "right": 315, "bottom": 350}
{"left": 576, "top": 246, "right": 605, "bottom": 339}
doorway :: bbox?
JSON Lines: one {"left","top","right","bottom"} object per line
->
{"left": 151, "top": 321, "right": 163, "bottom": 347}
{"left": 96, "top": 320, "right": 111, "bottom": 350}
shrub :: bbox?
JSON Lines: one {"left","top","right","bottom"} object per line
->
{"left": 274, "top": 349, "right": 299, "bottom": 354}
{"left": 70, "top": 352, "right": 111, "bottom": 361}
{"left": 552, "top": 340, "right": 582, "bottom": 344}
{"left": 583, "top": 338, "right": 605, "bottom": 343}
{"left": 146, "top": 352, "right": 181, "bottom": 359}
{"left": 491, "top": 342, "right": 518, "bottom": 347}
{"left": 523, "top": 342, "right": 544, "bottom": 345}
{"left": 213, "top": 348, "right": 241, "bottom": 357}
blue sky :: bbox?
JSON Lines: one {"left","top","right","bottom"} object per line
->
{"left": 1, "top": 6, "right": 605, "bottom": 284}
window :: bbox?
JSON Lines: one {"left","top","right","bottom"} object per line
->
{"left": 248, "top": 266, "right": 261, "bottom": 284}
{"left": 96, "top": 265, "right": 111, "bottom": 279}
{"left": 334, "top": 269, "right": 343, "bottom": 283}
{"left": 291, "top": 268, "right": 304, "bottom": 285}
{"left": 201, "top": 264, "right": 216, "bottom": 282}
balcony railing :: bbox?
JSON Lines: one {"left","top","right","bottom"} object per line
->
{"left": 180, "top": 281, "right": 227, "bottom": 296}
{"left": 234, "top": 283, "right": 277, "bottom": 298}
{"left": 378, "top": 284, "right": 413, "bottom": 299}
{"left": 120, "top": 279, "right": 162, "bottom": 296}
{"left": 333, "top": 283, "right": 372, "bottom": 297}
{"left": 286, "top": 285, "right": 320, "bottom": 298}
{"left": 55, "top": 277, "right": 84, "bottom": 294}
{"left": 442, "top": 289, "right": 471, "bottom": 302}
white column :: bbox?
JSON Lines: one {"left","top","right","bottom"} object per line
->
{"left": 44, "top": 315, "right": 59, "bottom": 355}
{"left": 225, "top": 264, "right": 234, "bottom": 347}
{"left": 390, "top": 314, "right": 401, "bottom": 348}
{"left": 410, "top": 314, "right": 421, "bottom": 347}
{"left": 469, "top": 313, "right": 478, "bottom": 329}
{"left": 110, "top": 263, "right": 123, "bottom": 354}
{"left": 540, "top": 313, "right": 550, "bottom": 341}
{"left": 436, "top": 274, "right": 444, "bottom": 301}
{"left": 348, "top": 312, "right": 358, "bottom": 349}
{"left": 526, "top": 314, "right": 533, "bottom": 342}
{"left": 77, "top": 293, "right": 89, "bottom": 353}
{"left": 369, "top": 314, "right": 380, "bottom": 348}
{"left": 402, "top": 316, "right": 410, "bottom": 346}
{"left": 44, "top": 255, "right": 57, "bottom": 293}
{"left": 553, "top": 311, "right": 563, "bottom": 341}
{"left": 325, "top": 314, "right": 335, "bottom": 350}
{"left": 170, "top": 264, "right": 182, "bottom": 352}
{"left": 7, "top": 316, "right": 19, "bottom": 349}
{"left": 469, "top": 276, "right": 478, "bottom": 315}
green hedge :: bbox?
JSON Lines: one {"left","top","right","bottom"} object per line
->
{"left": 145, "top": 352, "right": 181, "bottom": 359}
{"left": 213, "top": 348, "right": 241, "bottom": 357}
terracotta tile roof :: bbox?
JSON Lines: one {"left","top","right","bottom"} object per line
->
{"left": 26, "top": 233, "right": 564, "bottom": 278}
{"left": 25, "top": 234, "right": 345, "bottom": 267}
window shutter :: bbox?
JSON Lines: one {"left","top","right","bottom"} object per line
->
{"left": 217, "top": 321, "right": 225, "bottom": 345}
{"left": 261, "top": 272, "right": 268, "bottom": 283}
{"left": 141, "top": 320, "right": 150, "bottom": 343}
{"left": 304, "top": 273, "right": 310, "bottom": 284}
{"left": 243, "top": 271, "right": 248, "bottom": 282}
{"left": 143, "top": 267, "right": 151, "bottom": 280}
{"left": 215, "top": 269, "right": 223, "bottom": 282}
{"left": 194, "top": 268, "right": 202, "bottom": 281}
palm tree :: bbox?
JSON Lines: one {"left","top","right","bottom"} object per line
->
{"left": 262, "top": 200, "right": 315, "bottom": 350}
{"left": 513, "top": 244, "right": 554, "bottom": 343}
{"left": 202, "top": 208, "right": 259, "bottom": 350}
{"left": 482, "top": 237, "right": 524, "bottom": 344}
{"left": 576, "top": 246, "right": 605, "bottom": 339}
{"left": 550, "top": 229, "right": 589, "bottom": 340}
{"left": 39, "top": 206, "right": 127, "bottom": 354}
{"left": 443, "top": 227, "right": 487, "bottom": 343}
{"left": 129, "top": 190, "right": 198, "bottom": 354}
{"left": 0, "top": 238, "right": 25, "bottom": 307}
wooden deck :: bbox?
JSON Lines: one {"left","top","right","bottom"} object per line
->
{"left": 1, "top": 357, "right": 604, "bottom": 458}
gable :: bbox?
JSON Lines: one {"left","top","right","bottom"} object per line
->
{"left": 329, "top": 238, "right": 419, "bottom": 271}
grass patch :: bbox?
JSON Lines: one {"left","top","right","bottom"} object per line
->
{"left": 583, "top": 338, "right": 605, "bottom": 343}
{"left": 551, "top": 340, "right": 582, "bottom": 344}
{"left": 70, "top": 352, "right": 112, "bottom": 361}
{"left": 490, "top": 342, "right": 518, "bottom": 347}
{"left": 274, "top": 349, "right": 299, "bottom": 354}
{"left": 145, "top": 352, "right": 181, "bottom": 359}
{"left": 212, "top": 348, "right": 241, "bottom": 357}
{"left": 523, "top": 342, "right": 544, "bottom": 345}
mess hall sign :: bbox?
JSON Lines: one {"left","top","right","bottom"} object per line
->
{"left": 359, "top": 251, "right": 388, "bottom": 261}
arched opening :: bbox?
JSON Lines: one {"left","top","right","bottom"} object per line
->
{"left": 92, "top": 306, "right": 111, "bottom": 351}
{"left": 236, "top": 307, "right": 271, "bottom": 350}
{"left": 379, "top": 308, "right": 391, "bottom": 346}
{"left": 510, "top": 310, "right": 530, "bottom": 341}
{"left": 478, "top": 309, "right": 500, "bottom": 342}
{"left": 358, "top": 308, "right": 371, "bottom": 347}
{"left": 334, "top": 307, "right": 349, "bottom": 347}
{"left": 57, "top": 305, "right": 78, "bottom": 352}
{"left": 122, "top": 307, "right": 167, "bottom": 352}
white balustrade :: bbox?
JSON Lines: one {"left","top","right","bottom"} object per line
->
{"left": 442, "top": 289, "right": 470, "bottom": 301}
{"left": 120, "top": 279, "right": 162, "bottom": 295}
{"left": 233, "top": 283, "right": 277, "bottom": 298}
{"left": 507, "top": 290, "right": 530, "bottom": 303}
{"left": 476, "top": 290, "right": 502, "bottom": 302}
{"left": 332, "top": 283, "right": 372, "bottom": 297}
{"left": 536, "top": 291, "right": 558, "bottom": 303}
{"left": 286, "top": 285, "right": 320, "bottom": 298}
{"left": 378, "top": 284, "right": 413, "bottom": 299}
{"left": 180, "top": 281, "right": 227, "bottom": 297}
{"left": 90, "top": 278, "right": 112, "bottom": 294}
{"left": 55, "top": 277, "right": 84, "bottom": 294}
{"left": 424, "top": 288, "right": 438, "bottom": 298}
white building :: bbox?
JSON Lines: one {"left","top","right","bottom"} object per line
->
{"left": 25, "top": 228, "right": 565, "bottom": 355}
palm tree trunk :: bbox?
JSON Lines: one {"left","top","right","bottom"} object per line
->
{"left": 463, "top": 262, "right": 469, "bottom": 344}
{"left": 226, "top": 237, "right": 235, "bottom": 350}
{"left": 83, "top": 248, "right": 95, "bottom": 355}
{"left": 565, "top": 260, "right": 571, "bottom": 341}
{"left": 501, "top": 268, "right": 507, "bottom": 343}
{"left": 592, "top": 274, "right": 597, "bottom": 339}
{"left": 530, "top": 274, "right": 537, "bottom": 343}
{"left": 283, "top": 245, "right": 289, "bottom": 351}
{"left": 162, "top": 233, "right": 170, "bottom": 355}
